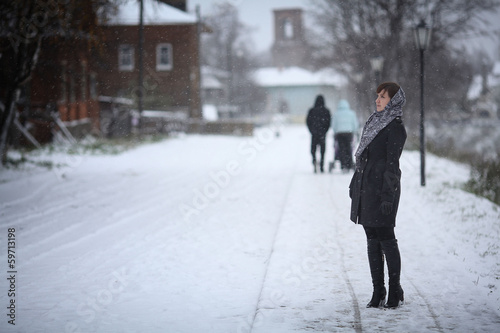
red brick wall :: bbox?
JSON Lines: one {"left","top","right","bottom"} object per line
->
{"left": 29, "top": 38, "right": 101, "bottom": 133}
{"left": 96, "top": 24, "right": 201, "bottom": 118}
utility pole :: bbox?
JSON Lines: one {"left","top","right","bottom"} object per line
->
{"left": 138, "top": 0, "right": 144, "bottom": 133}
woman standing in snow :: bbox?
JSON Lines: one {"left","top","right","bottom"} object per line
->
{"left": 349, "top": 82, "right": 407, "bottom": 309}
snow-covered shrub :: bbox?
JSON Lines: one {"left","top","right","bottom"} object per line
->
{"left": 425, "top": 119, "right": 500, "bottom": 205}
{"left": 465, "top": 159, "right": 500, "bottom": 205}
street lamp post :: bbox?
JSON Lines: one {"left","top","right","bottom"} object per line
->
{"left": 414, "top": 20, "right": 431, "bottom": 187}
{"left": 137, "top": 0, "right": 144, "bottom": 133}
{"left": 352, "top": 72, "right": 364, "bottom": 113}
{"left": 370, "top": 56, "right": 384, "bottom": 84}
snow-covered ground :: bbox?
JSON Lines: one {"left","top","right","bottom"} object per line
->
{"left": 0, "top": 124, "right": 499, "bottom": 333}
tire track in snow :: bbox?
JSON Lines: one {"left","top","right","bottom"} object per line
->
{"left": 402, "top": 273, "right": 444, "bottom": 332}
{"left": 20, "top": 197, "right": 164, "bottom": 265}
{"left": 327, "top": 182, "right": 363, "bottom": 333}
{"left": 16, "top": 170, "right": 199, "bottom": 267}
{"left": 336, "top": 239, "right": 363, "bottom": 333}
{"left": 3, "top": 164, "right": 196, "bottom": 232}
{"left": 405, "top": 189, "right": 500, "bottom": 330}
{"left": 1, "top": 171, "right": 133, "bottom": 233}
{"left": 398, "top": 204, "right": 448, "bottom": 333}
{"left": 248, "top": 164, "right": 297, "bottom": 332}
{"left": 0, "top": 178, "right": 52, "bottom": 212}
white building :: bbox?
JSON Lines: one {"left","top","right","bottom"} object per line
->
{"left": 252, "top": 66, "right": 347, "bottom": 122}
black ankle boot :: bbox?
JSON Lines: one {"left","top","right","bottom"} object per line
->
{"left": 366, "top": 239, "right": 386, "bottom": 308}
{"left": 384, "top": 285, "right": 404, "bottom": 308}
{"left": 367, "top": 286, "right": 386, "bottom": 308}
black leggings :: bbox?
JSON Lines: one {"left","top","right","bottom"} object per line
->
{"left": 363, "top": 226, "right": 396, "bottom": 241}
{"left": 311, "top": 135, "right": 326, "bottom": 163}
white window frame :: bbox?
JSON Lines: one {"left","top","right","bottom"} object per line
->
{"left": 156, "top": 43, "right": 173, "bottom": 71}
{"left": 118, "top": 44, "right": 134, "bottom": 71}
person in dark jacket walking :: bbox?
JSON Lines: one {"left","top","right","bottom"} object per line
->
{"left": 349, "top": 82, "right": 407, "bottom": 309}
{"left": 306, "top": 95, "right": 331, "bottom": 173}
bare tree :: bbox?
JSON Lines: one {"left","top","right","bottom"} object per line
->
{"left": 308, "top": 0, "right": 499, "bottom": 126}
{"left": 0, "top": 0, "right": 117, "bottom": 165}
{"left": 201, "top": 1, "right": 264, "bottom": 116}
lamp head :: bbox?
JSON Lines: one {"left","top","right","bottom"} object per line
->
{"left": 414, "top": 19, "right": 431, "bottom": 51}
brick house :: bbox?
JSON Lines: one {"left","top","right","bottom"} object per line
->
{"left": 11, "top": 0, "right": 203, "bottom": 144}
{"left": 0, "top": 2, "right": 102, "bottom": 145}
{"left": 95, "top": 0, "right": 202, "bottom": 119}
{"left": 19, "top": 36, "right": 100, "bottom": 143}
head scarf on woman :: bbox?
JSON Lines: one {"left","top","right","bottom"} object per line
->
{"left": 354, "top": 87, "right": 406, "bottom": 169}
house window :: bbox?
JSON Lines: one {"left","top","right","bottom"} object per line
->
{"left": 119, "top": 44, "right": 134, "bottom": 71}
{"left": 156, "top": 43, "right": 173, "bottom": 71}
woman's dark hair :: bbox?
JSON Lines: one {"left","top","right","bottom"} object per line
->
{"left": 376, "top": 82, "right": 400, "bottom": 99}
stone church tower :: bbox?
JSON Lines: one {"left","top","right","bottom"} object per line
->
{"left": 271, "top": 8, "right": 308, "bottom": 68}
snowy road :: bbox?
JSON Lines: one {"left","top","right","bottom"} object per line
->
{"left": 0, "top": 124, "right": 499, "bottom": 332}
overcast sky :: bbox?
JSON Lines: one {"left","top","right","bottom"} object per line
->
{"left": 187, "top": 0, "right": 499, "bottom": 60}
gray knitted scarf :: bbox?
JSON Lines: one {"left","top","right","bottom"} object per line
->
{"left": 354, "top": 87, "right": 406, "bottom": 169}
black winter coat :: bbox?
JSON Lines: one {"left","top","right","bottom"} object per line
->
{"left": 349, "top": 117, "right": 407, "bottom": 227}
{"left": 306, "top": 96, "right": 331, "bottom": 138}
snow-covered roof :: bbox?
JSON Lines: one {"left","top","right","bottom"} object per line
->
{"left": 202, "top": 66, "right": 230, "bottom": 79}
{"left": 202, "top": 75, "right": 223, "bottom": 90}
{"left": 106, "top": 0, "right": 197, "bottom": 26}
{"left": 253, "top": 66, "right": 347, "bottom": 88}
{"left": 201, "top": 66, "right": 228, "bottom": 90}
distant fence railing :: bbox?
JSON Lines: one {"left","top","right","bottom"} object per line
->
{"left": 137, "top": 110, "right": 254, "bottom": 136}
